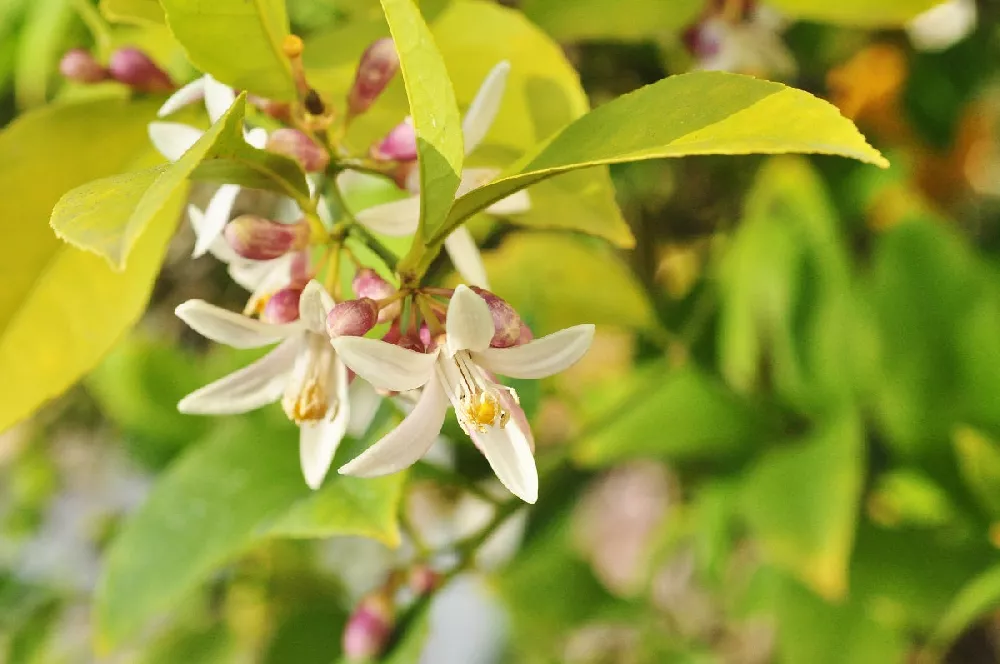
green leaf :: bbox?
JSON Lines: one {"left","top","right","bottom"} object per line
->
{"left": 573, "top": 364, "right": 768, "bottom": 467}
{"left": 159, "top": 0, "right": 295, "bottom": 100}
{"left": 99, "top": 0, "right": 165, "bottom": 24}
{"left": 521, "top": 0, "right": 704, "bottom": 42}
{"left": 443, "top": 71, "right": 888, "bottom": 234}
{"left": 769, "top": 0, "right": 941, "bottom": 27}
{"left": 741, "top": 413, "right": 864, "bottom": 600}
{"left": 953, "top": 426, "right": 1000, "bottom": 517}
{"left": 95, "top": 421, "right": 404, "bottom": 650}
{"left": 51, "top": 94, "right": 308, "bottom": 269}
{"left": 378, "top": 0, "right": 463, "bottom": 242}
{"left": 14, "top": 0, "right": 74, "bottom": 110}
{"left": 932, "top": 563, "right": 1000, "bottom": 648}
{"left": 0, "top": 97, "right": 179, "bottom": 433}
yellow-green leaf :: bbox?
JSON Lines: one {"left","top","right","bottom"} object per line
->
{"left": 952, "top": 426, "right": 1000, "bottom": 518}
{"left": 159, "top": 0, "right": 295, "bottom": 100}
{"left": 931, "top": 563, "right": 1000, "bottom": 648}
{"left": 769, "top": 0, "right": 941, "bottom": 27}
{"left": 378, "top": 0, "right": 463, "bottom": 242}
{"left": 521, "top": 0, "right": 704, "bottom": 42}
{"left": 0, "top": 97, "right": 174, "bottom": 433}
{"left": 443, "top": 71, "right": 888, "bottom": 236}
{"left": 99, "top": 0, "right": 165, "bottom": 24}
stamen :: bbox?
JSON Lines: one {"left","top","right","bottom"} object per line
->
{"left": 282, "top": 335, "right": 334, "bottom": 424}
{"left": 443, "top": 351, "right": 513, "bottom": 434}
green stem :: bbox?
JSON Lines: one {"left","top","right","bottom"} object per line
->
{"left": 349, "top": 224, "right": 399, "bottom": 272}
{"left": 70, "top": 0, "right": 112, "bottom": 57}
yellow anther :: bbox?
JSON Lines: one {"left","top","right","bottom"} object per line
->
{"left": 284, "top": 382, "right": 327, "bottom": 423}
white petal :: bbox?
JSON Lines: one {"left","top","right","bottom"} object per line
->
{"left": 299, "top": 280, "right": 335, "bottom": 334}
{"left": 485, "top": 189, "right": 531, "bottom": 216}
{"left": 339, "top": 378, "right": 448, "bottom": 477}
{"left": 446, "top": 285, "right": 494, "bottom": 354}
{"left": 188, "top": 204, "right": 240, "bottom": 264}
{"left": 158, "top": 77, "right": 207, "bottom": 117}
{"left": 474, "top": 418, "right": 538, "bottom": 504}
{"left": 300, "top": 358, "right": 350, "bottom": 489}
{"left": 178, "top": 337, "right": 299, "bottom": 414}
{"left": 245, "top": 126, "right": 269, "bottom": 150}
{"left": 204, "top": 75, "right": 237, "bottom": 124}
{"left": 907, "top": 0, "right": 976, "bottom": 52}
{"left": 476, "top": 324, "right": 595, "bottom": 379}
{"left": 230, "top": 253, "right": 293, "bottom": 293}
{"left": 148, "top": 122, "right": 202, "bottom": 162}
{"left": 444, "top": 227, "right": 490, "bottom": 289}
{"left": 194, "top": 184, "right": 241, "bottom": 257}
{"left": 355, "top": 196, "right": 421, "bottom": 236}
{"left": 347, "top": 378, "right": 383, "bottom": 438}
{"left": 332, "top": 337, "right": 437, "bottom": 392}
{"left": 176, "top": 300, "right": 300, "bottom": 348}
{"left": 462, "top": 61, "right": 510, "bottom": 155}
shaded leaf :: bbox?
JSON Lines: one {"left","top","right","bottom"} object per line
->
{"left": 953, "top": 426, "right": 1000, "bottom": 517}
{"left": 932, "top": 563, "right": 1000, "bottom": 648}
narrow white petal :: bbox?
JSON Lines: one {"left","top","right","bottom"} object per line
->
{"left": 347, "top": 378, "right": 383, "bottom": 438}
{"left": 178, "top": 337, "right": 299, "bottom": 414}
{"left": 475, "top": 419, "right": 538, "bottom": 504}
{"left": 245, "top": 126, "right": 269, "bottom": 150}
{"left": 158, "top": 77, "right": 207, "bottom": 117}
{"left": 299, "top": 280, "right": 335, "bottom": 334}
{"left": 485, "top": 189, "right": 531, "bottom": 216}
{"left": 300, "top": 359, "right": 350, "bottom": 489}
{"left": 148, "top": 122, "right": 202, "bottom": 162}
{"left": 462, "top": 61, "right": 510, "bottom": 155}
{"left": 230, "top": 253, "right": 293, "bottom": 294}
{"left": 339, "top": 378, "right": 448, "bottom": 477}
{"left": 188, "top": 204, "right": 240, "bottom": 264}
{"left": 204, "top": 75, "right": 237, "bottom": 124}
{"left": 194, "top": 184, "right": 241, "bottom": 257}
{"left": 444, "top": 227, "right": 490, "bottom": 290}
{"left": 176, "top": 299, "right": 300, "bottom": 348}
{"left": 476, "top": 324, "right": 595, "bottom": 379}
{"left": 355, "top": 196, "right": 421, "bottom": 237}
{"left": 446, "top": 285, "right": 495, "bottom": 354}
{"left": 332, "top": 337, "right": 437, "bottom": 392}
{"left": 271, "top": 194, "right": 303, "bottom": 223}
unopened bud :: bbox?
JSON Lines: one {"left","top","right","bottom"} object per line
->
{"left": 266, "top": 128, "right": 329, "bottom": 173}
{"left": 348, "top": 38, "right": 400, "bottom": 116}
{"left": 108, "top": 47, "right": 174, "bottom": 93}
{"left": 224, "top": 215, "right": 310, "bottom": 261}
{"left": 370, "top": 118, "right": 417, "bottom": 162}
{"left": 408, "top": 564, "right": 442, "bottom": 596}
{"left": 262, "top": 287, "right": 303, "bottom": 324}
{"left": 353, "top": 269, "right": 400, "bottom": 323}
{"left": 60, "top": 49, "right": 108, "bottom": 84}
{"left": 397, "top": 334, "right": 425, "bottom": 353}
{"left": 471, "top": 287, "right": 522, "bottom": 348}
{"left": 343, "top": 594, "right": 395, "bottom": 661}
{"left": 327, "top": 298, "right": 379, "bottom": 338}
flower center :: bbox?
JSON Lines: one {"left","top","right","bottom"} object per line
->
{"left": 282, "top": 335, "right": 334, "bottom": 424}
{"left": 440, "top": 351, "right": 517, "bottom": 435}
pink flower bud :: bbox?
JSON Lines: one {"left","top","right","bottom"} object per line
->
{"left": 108, "top": 47, "right": 173, "bottom": 93}
{"left": 353, "top": 269, "right": 400, "bottom": 323}
{"left": 348, "top": 38, "right": 400, "bottom": 116}
{"left": 224, "top": 215, "right": 310, "bottom": 261}
{"left": 266, "top": 128, "right": 329, "bottom": 173}
{"left": 370, "top": 119, "right": 417, "bottom": 162}
{"left": 59, "top": 49, "right": 108, "bottom": 84}
{"left": 408, "top": 564, "right": 442, "bottom": 596}
{"left": 470, "top": 287, "right": 522, "bottom": 348}
{"left": 327, "top": 298, "right": 379, "bottom": 338}
{"left": 343, "top": 594, "right": 394, "bottom": 661}
{"left": 261, "top": 287, "right": 303, "bottom": 324}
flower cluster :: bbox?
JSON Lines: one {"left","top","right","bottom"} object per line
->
{"left": 96, "top": 39, "right": 596, "bottom": 503}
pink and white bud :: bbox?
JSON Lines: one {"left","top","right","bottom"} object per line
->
{"left": 266, "top": 128, "right": 329, "bottom": 173}
{"left": 370, "top": 118, "right": 417, "bottom": 162}
{"left": 343, "top": 594, "right": 394, "bottom": 661}
{"left": 108, "top": 47, "right": 173, "bottom": 93}
{"left": 223, "top": 215, "right": 310, "bottom": 261}
{"left": 327, "top": 298, "right": 379, "bottom": 338}
{"left": 470, "top": 287, "right": 522, "bottom": 348}
{"left": 59, "top": 49, "right": 108, "bottom": 84}
{"left": 407, "top": 564, "right": 442, "bottom": 596}
{"left": 348, "top": 38, "right": 400, "bottom": 117}
{"left": 352, "top": 268, "right": 400, "bottom": 323}
{"left": 261, "top": 287, "right": 303, "bottom": 324}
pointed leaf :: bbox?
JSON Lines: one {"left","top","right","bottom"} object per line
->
{"left": 99, "top": 0, "right": 165, "bottom": 24}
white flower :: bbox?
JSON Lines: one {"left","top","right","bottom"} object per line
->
{"left": 175, "top": 280, "right": 350, "bottom": 489}
{"left": 907, "top": 0, "right": 976, "bottom": 52}
{"left": 355, "top": 62, "right": 531, "bottom": 289}
{"left": 331, "top": 285, "right": 594, "bottom": 504}
{"left": 694, "top": 8, "right": 796, "bottom": 78}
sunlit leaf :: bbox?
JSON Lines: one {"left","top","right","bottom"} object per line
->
{"left": 521, "top": 0, "right": 704, "bottom": 42}
{"left": 769, "top": 0, "right": 942, "bottom": 27}
{"left": 100, "top": 0, "right": 165, "bottom": 24}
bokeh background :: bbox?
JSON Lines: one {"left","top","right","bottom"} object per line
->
{"left": 3, "top": 0, "right": 1000, "bottom": 662}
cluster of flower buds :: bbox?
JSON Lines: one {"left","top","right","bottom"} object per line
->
{"left": 60, "top": 47, "right": 174, "bottom": 93}
{"left": 347, "top": 37, "right": 400, "bottom": 118}
{"left": 325, "top": 269, "right": 401, "bottom": 339}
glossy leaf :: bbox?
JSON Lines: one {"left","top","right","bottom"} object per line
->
{"left": 441, "top": 71, "right": 888, "bottom": 238}
{"left": 521, "top": 0, "right": 704, "bottom": 42}
{"left": 100, "top": 0, "right": 165, "bottom": 24}
{"left": 159, "top": 0, "right": 296, "bottom": 100}
{"left": 741, "top": 413, "right": 864, "bottom": 600}
{"left": 378, "top": 0, "right": 464, "bottom": 242}
{"left": 51, "top": 94, "right": 308, "bottom": 269}
{"left": 769, "top": 0, "right": 942, "bottom": 27}
{"left": 96, "top": 420, "right": 404, "bottom": 650}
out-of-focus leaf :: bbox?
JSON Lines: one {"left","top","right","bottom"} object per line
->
{"left": 159, "top": 0, "right": 295, "bottom": 99}
{"left": 100, "top": 0, "right": 165, "bottom": 25}
{"left": 14, "top": 0, "right": 75, "bottom": 109}
{"left": 51, "top": 94, "right": 307, "bottom": 268}
{"left": 479, "top": 232, "right": 654, "bottom": 334}
{"left": 741, "top": 413, "right": 864, "bottom": 600}
{"left": 867, "top": 469, "right": 958, "bottom": 528}
{"left": 931, "top": 563, "right": 1000, "bottom": 648}
{"left": 445, "top": 72, "right": 887, "bottom": 232}
{"left": 952, "top": 427, "right": 1000, "bottom": 517}
{"left": 574, "top": 364, "right": 767, "bottom": 467}
{"left": 521, "top": 0, "right": 704, "bottom": 42}
{"left": 137, "top": 624, "right": 237, "bottom": 664}
{"left": 770, "top": 0, "right": 942, "bottom": 27}
{"left": 0, "top": 97, "right": 178, "bottom": 433}
{"left": 95, "top": 420, "right": 404, "bottom": 650}
{"left": 266, "top": 603, "right": 347, "bottom": 664}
